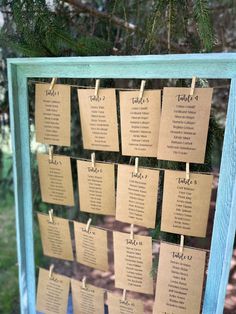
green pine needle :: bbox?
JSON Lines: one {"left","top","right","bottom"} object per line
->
{"left": 194, "top": 0, "right": 214, "bottom": 51}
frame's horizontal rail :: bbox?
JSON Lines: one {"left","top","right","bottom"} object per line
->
{"left": 8, "top": 53, "right": 236, "bottom": 79}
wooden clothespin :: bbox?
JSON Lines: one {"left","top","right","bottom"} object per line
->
{"left": 91, "top": 152, "right": 95, "bottom": 168}
{"left": 139, "top": 80, "right": 146, "bottom": 101}
{"left": 82, "top": 276, "right": 87, "bottom": 289}
{"left": 48, "top": 145, "right": 54, "bottom": 162}
{"left": 186, "top": 162, "right": 190, "bottom": 180}
{"left": 49, "top": 264, "right": 54, "bottom": 279}
{"left": 134, "top": 157, "right": 139, "bottom": 174}
{"left": 190, "top": 76, "right": 196, "bottom": 96}
{"left": 94, "top": 79, "right": 100, "bottom": 97}
{"left": 86, "top": 218, "right": 92, "bottom": 232}
{"left": 179, "top": 235, "right": 184, "bottom": 253}
{"left": 122, "top": 289, "right": 127, "bottom": 301}
{"left": 49, "top": 77, "right": 57, "bottom": 91}
{"left": 49, "top": 209, "right": 54, "bottom": 223}
{"left": 130, "top": 224, "right": 134, "bottom": 240}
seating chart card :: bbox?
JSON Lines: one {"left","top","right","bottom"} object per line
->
{"left": 71, "top": 279, "right": 105, "bottom": 314}
{"left": 74, "top": 221, "right": 109, "bottom": 271}
{"left": 77, "top": 160, "right": 115, "bottom": 215}
{"left": 35, "top": 83, "right": 71, "bottom": 146}
{"left": 113, "top": 231, "right": 153, "bottom": 294}
{"left": 37, "top": 153, "right": 74, "bottom": 206}
{"left": 161, "top": 170, "right": 213, "bottom": 237}
{"left": 37, "top": 213, "right": 73, "bottom": 261}
{"left": 119, "top": 90, "right": 161, "bottom": 157}
{"left": 116, "top": 164, "right": 159, "bottom": 228}
{"left": 77, "top": 88, "right": 119, "bottom": 151}
{"left": 36, "top": 268, "right": 70, "bottom": 314}
{"left": 157, "top": 88, "right": 213, "bottom": 163}
{"left": 107, "top": 292, "right": 144, "bottom": 314}
{"left": 153, "top": 242, "right": 206, "bottom": 314}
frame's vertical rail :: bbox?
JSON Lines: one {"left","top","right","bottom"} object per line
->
{"left": 203, "top": 79, "right": 236, "bottom": 314}
{"left": 7, "top": 63, "right": 36, "bottom": 314}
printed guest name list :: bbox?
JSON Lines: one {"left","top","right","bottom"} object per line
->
{"left": 113, "top": 231, "right": 153, "bottom": 295}
{"left": 35, "top": 83, "right": 71, "bottom": 146}
{"left": 154, "top": 243, "right": 206, "bottom": 314}
{"left": 77, "top": 89, "right": 119, "bottom": 152}
{"left": 157, "top": 88, "right": 213, "bottom": 163}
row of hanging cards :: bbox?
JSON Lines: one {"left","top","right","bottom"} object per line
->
{"left": 37, "top": 154, "right": 116, "bottom": 214}
{"left": 37, "top": 155, "right": 213, "bottom": 237}
{"left": 37, "top": 210, "right": 205, "bottom": 280}
{"left": 37, "top": 267, "right": 106, "bottom": 314}
{"left": 38, "top": 213, "right": 109, "bottom": 271}
{"left": 37, "top": 267, "right": 145, "bottom": 314}
{"left": 38, "top": 210, "right": 154, "bottom": 286}
{"left": 36, "top": 223, "right": 206, "bottom": 314}
{"left": 35, "top": 83, "right": 213, "bottom": 162}
{"left": 38, "top": 211, "right": 153, "bottom": 293}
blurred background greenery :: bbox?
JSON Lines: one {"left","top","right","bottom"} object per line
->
{"left": 0, "top": 1, "right": 235, "bottom": 313}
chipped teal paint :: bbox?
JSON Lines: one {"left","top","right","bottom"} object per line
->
{"left": 7, "top": 53, "right": 236, "bottom": 314}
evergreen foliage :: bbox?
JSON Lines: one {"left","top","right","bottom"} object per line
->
{"left": 194, "top": 0, "right": 214, "bottom": 51}
{"left": 0, "top": 0, "right": 216, "bottom": 56}
{"left": 0, "top": 0, "right": 113, "bottom": 56}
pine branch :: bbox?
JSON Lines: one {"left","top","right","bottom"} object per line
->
{"left": 64, "top": 0, "right": 137, "bottom": 31}
{"left": 194, "top": 0, "right": 214, "bottom": 51}
{"left": 0, "top": 31, "right": 48, "bottom": 56}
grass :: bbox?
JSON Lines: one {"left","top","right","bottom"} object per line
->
{"left": 0, "top": 150, "right": 19, "bottom": 314}
{"left": 0, "top": 150, "right": 47, "bottom": 314}
{"left": 0, "top": 193, "right": 19, "bottom": 314}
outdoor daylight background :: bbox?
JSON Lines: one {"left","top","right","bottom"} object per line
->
{"left": 0, "top": 1, "right": 236, "bottom": 313}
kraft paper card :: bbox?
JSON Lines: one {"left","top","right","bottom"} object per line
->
{"left": 71, "top": 279, "right": 105, "bottom": 314}
{"left": 74, "top": 221, "right": 109, "bottom": 271}
{"left": 77, "top": 160, "right": 115, "bottom": 215}
{"left": 116, "top": 164, "right": 159, "bottom": 228}
{"left": 157, "top": 87, "right": 213, "bottom": 163}
{"left": 37, "top": 153, "right": 74, "bottom": 206}
{"left": 113, "top": 231, "right": 153, "bottom": 294}
{"left": 36, "top": 268, "right": 70, "bottom": 314}
{"left": 37, "top": 212, "right": 73, "bottom": 261}
{"left": 120, "top": 90, "right": 161, "bottom": 157}
{"left": 161, "top": 170, "right": 213, "bottom": 237}
{"left": 153, "top": 242, "right": 206, "bottom": 314}
{"left": 107, "top": 292, "right": 144, "bottom": 314}
{"left": 77, "top": 88, "right": 119, "bottom": 151}
{"left": 35, "top": 83, "right": 71, "bottom": 146}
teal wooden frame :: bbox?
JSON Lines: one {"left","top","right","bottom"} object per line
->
{"left": 7, "top": 53, "right": 236, "bottom": 314}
